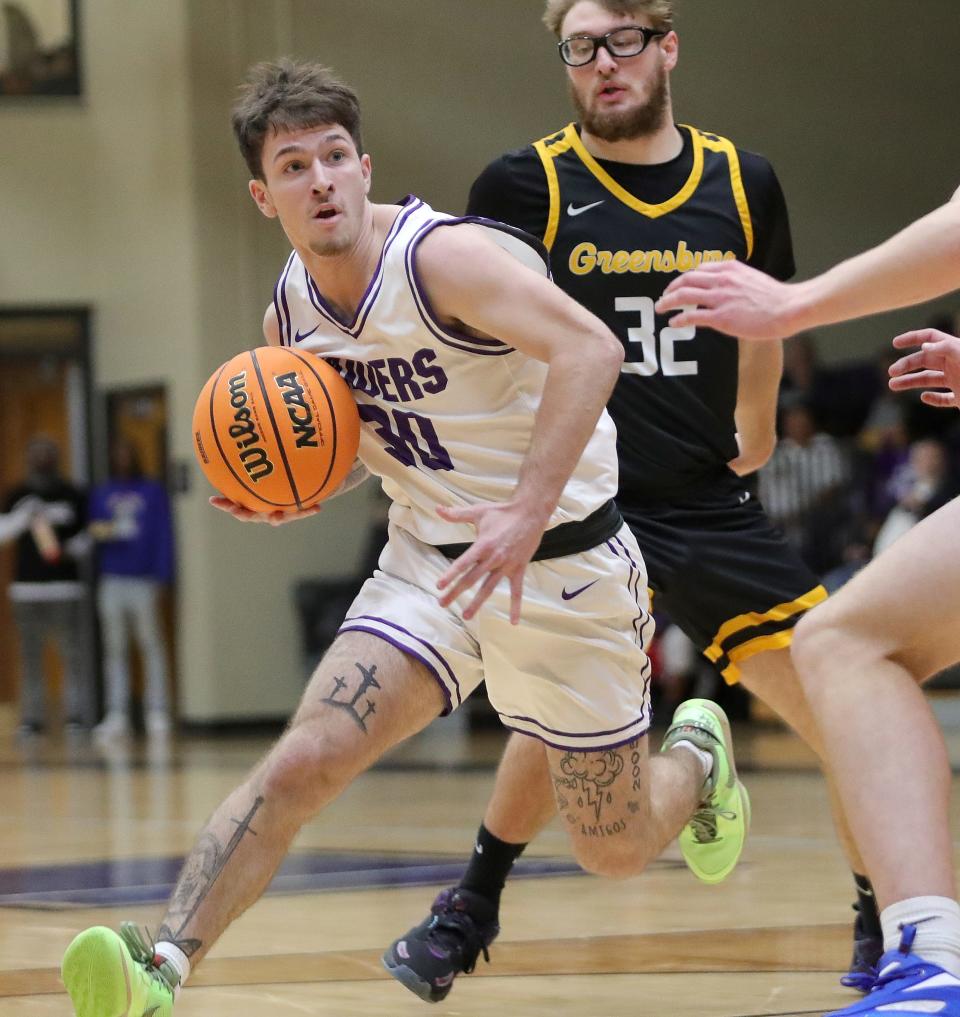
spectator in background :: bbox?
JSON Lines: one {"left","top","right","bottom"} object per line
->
{"left": 873, "top": 439, "right": 960, "bottom": 556}
{"left": 759, "top": 397, "right": 852, "bottom": 575}
{"left": 780, "top": 332, "right": 880, "bottom": 438}
{"left": 89, "top": 439, "right": 174, "bottom": 739}
{"left": 1, "top": 435, "right": 90, "bottom": 737}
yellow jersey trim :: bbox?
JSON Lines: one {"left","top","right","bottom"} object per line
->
{"left": 533, "top": 129, "right": 572, "bottom": 251}
{"left": 698, "top": 130, "right": 755, "bottom": 260}
{"left": 563, "top": 122, "right": 705, "bottom": 218}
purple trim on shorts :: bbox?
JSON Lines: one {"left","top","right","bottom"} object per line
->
{"left": 305, "top": 198, "right": 422, "bottom": 335}
{"left": 608, "top": 534, "right": 646, "bottom": 646}
{"left": 496, "top": 707, "right": 647, "bottom": 741}
{"left": 274, "top": 251, "right": 297, "bottom": 346}
{"left": 337, "top": 625, "right": 454, "bottom": 716}
{"left": 340, "top": 613, "right": 463, "bottom": 707}
{"left": 500, "top": 719, "right": 650, "bottom": 753}
{"left": 405, "top": 217, "right": 525, "bottom": 357}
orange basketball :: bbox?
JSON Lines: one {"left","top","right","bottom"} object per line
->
{"left": 192, "top": 346, "right": 360, "bottom": 513}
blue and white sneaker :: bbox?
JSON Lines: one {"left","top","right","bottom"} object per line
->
{"left": 825, "top": 924, "right": 960, "bottom": 1015}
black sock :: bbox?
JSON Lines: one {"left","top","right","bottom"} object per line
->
{"left": 458, "top": 824, "right": 527, "bottom": 911}
{"left": 854, "top": 872, "right": 882, "bottom": 937}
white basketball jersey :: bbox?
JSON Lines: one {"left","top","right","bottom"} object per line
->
{"left": 273, "top": 196, "right": 619, "bottom": 546}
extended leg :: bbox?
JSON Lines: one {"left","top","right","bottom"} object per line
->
{"left": 62, "top": 633, "right": 444, "bottom": 1016}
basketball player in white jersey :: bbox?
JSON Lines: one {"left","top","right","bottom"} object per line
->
{"left": 59, "top": 59, "right": 748, "bottom": 1017}
{"left": 659, "top": 192, "right": 960, "bottom": 1016}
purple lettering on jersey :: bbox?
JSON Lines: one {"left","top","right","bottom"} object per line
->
{"left": 368, "top": 359, "right": 397, "bottom": 403}
{"left": 388, "top": 357, "right": 423, "bottom": 402}
{"left": 412, "top": 348, "right": 448, "bottom": 394}
{"left": 325, "top": 348, "right": 448, "bottom": 404}
{"left": 358, "top": 404, "right": 453, "bottom": 472}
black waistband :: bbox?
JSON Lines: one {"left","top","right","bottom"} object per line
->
{"left": 436, "top": 499, "right": 623, "bottom": 562}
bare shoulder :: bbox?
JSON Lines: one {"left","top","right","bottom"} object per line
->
{"left": 262, "top": 303, "right": 281, "bottom": 346}
{"left": 416, "top": 222, "right": 504, "bottom": 284}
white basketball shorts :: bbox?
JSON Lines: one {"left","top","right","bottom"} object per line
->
{"left": 338, "top": 521, "right": 654, "bottom": 751}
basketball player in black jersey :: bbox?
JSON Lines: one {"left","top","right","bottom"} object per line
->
{"left": 381, "top": 0, "right": 884, "bottom": 1003}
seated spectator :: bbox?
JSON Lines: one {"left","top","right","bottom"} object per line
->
{"left": 873, "top": 439, "right": 960, "bottom": 555}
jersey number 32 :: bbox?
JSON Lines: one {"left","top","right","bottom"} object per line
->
{"left": 616, "top": 295, "right": 697, "bottom": 377}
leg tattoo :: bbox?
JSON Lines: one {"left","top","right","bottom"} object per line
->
{"left": 159, "top": 795, "right": 264, "bottom": 957}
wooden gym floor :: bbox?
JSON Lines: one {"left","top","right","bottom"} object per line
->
{"left": 2, "top": 705, "right": 959, "bottom": 1017}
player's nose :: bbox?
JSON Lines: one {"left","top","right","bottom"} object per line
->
{"left": 309, "top": 159, "right": 333, "bottom": 194}
{"left": 595, "top": 45, "right": 619, "bottom": 73}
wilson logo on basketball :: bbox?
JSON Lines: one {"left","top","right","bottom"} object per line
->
{"left": 274, "top": 371, "right": 321, "bottom": 448}
{"left": 227, "top": 371, "right": 274, "bottom": 482}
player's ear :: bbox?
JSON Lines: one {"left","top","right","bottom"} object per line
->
{"left": 360, "top": 153, "right": 372, "bottom": 195}
{"left": 249, "top": 178, "right": 278, "bottom": 219}
{"left": 661, "top": 30, "right": 679, "bottom": 72}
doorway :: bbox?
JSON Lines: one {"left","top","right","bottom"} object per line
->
{"left": 0, "top": 307, "right": 93, "bottom": 710}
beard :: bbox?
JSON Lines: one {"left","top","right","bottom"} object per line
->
{"left": 571, "top": 63, "right": 670, "bottom": 142}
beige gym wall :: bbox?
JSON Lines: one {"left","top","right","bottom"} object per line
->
{"left": 1, "top": 0, "right": 958, "bottom": 719}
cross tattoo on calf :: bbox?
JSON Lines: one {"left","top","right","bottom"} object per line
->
{"left": 323, "top": 661, "right": 382, "bottom": 732}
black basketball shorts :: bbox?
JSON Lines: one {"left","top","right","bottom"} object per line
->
{"left": 621, "top": 469, "right": 827, "bottom": 684}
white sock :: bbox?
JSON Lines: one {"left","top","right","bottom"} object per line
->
{"left": 881, "top": 896, "right": 960, "bottom": 979}
{"left": 154, "top": 941, "right": 191, "bottom": 993}
{"left": 670, "top": 739, "right": 713, "bottom": 784}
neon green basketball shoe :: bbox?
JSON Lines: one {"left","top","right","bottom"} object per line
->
{"left": 61, "top": 923, "right": 178, "bottom": 1017}
{"left": 661, "top": 698, "right": 751, "bottom": 884}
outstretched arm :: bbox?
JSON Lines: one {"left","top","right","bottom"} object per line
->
{"left": 657, "top": 190, "right": 960, "bottom": 340}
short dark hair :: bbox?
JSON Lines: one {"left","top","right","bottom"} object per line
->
{"left": 231, "top": 58, "right": 363, "bottom": 180}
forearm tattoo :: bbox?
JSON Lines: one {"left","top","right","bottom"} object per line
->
{"left": 158, "top": 795, "right": 264, "bottom": 956}
{"left": 322, "top": 661, "right": 381, "bottom": 732}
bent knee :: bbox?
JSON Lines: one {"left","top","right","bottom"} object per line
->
{"left": 791, "top": 605, "right": 883, "bottom": 689}
{"left": 258, "top": 724, "right": 353, "bottom": 814}
{"left": 571, "top": 836, "right": 654, "bottom": 879}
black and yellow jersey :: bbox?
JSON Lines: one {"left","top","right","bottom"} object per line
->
{"left": 466, "top": 123, "right": 794, "bottom": 502}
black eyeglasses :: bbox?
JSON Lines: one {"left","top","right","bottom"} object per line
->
{"left": 558, "top": 26, "right": 666, "bottom": 67}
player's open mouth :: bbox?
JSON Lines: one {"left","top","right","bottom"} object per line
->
{"left": 598, "top": 85, "right": 625, "bottom": 100}
{"left": 313, "top": 206, "right": 339, "bottom": 220}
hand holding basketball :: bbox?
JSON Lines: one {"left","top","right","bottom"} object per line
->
{"left": 192, "top": 346, "right": 360, "bottom": 513}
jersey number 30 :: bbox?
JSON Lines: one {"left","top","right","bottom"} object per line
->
{"left": 616, "top": 295, "right": 697, "bottom": 376}
{"left": 359, "top": 404, "right": 454, "bottom": 472}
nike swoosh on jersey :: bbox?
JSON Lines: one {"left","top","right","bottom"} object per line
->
{"left": 294, "top": 324, "right": 320, "bottom": 342}
{"left": 567, "top": 200, "right": 605, "bottom": 217}
{"left": 561, "top": 579, "right": 599, "bottom": 601}
{"left": 738, "top": 491, "right": 750, "bottom": 504}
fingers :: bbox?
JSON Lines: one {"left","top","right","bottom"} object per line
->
{"left": 889, "top": 369, "right": 945, "bottom": 392}
{"left": 208, "top": 496, "right": 320, "bottom": 524}
{"left": 921, "top": 391, "right": 958, "bottom": 408}
{"left": 658, "top": 308, "right": 720, "bottom": 329}
{"left": 436, "top": 503, "right": 481, "bottom": 524}
{"left": 891, "top": 328, "right": 953, "bottom": 350}
{"left": 438, "top": 556, "right": 486, "bottom": 606}
{"left": 462, "top": 571, "right": 504, "bottom": 621}
{"left": 209, "top": 496, "right": 258, "bottom": 521}
{"left": 659, "top": 262, "right": 730, "bottom": 298}
{"left": 508, "top": 571, "right": 525, "bottom": 625}
{"left": 656, "top": 285, "right": 719, "bottom": 314}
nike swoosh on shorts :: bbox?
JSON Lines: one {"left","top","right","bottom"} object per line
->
{"left": 561, "top": 580, "right": 599, "bottom": 601}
